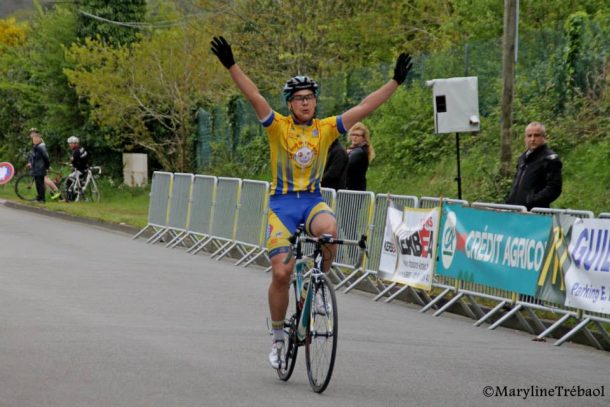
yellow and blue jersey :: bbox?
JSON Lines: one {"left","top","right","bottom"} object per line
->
{"left": 261, "top": 111, "right": 346, "bottom": 196}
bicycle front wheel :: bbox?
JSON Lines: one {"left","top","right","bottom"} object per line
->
{"left": 14, "top": 174, "right": 38, "bottom": 201}
{"left": 305, "top": 273, "right": 338, "bottom": 393}
{"left": 277, "top": 279, "right": 299, "bottom": 381}
{"left": 83, "top": 179, "right": 101, "bottom": 202}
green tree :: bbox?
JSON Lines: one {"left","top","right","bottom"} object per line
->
{"left": 76, "top": 0, "right": 146, "bottom": 46}
{"left": 0, "top": 6, "right": 81, "bottom": 164}
{"left": 65, "top": 24, "right": 227, "bottom": 172}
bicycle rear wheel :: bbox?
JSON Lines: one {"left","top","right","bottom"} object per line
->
{"left": 14, "top": 174, "right": 37, "bottom": 201}
{"left": 60, "top": 177, "right": 76, "bottom": 202}
{"left": 305, "top": 273, "right": 338, "bottom": 393}
{"left": 277, "top": 280, "right": 299, "bottom": 381}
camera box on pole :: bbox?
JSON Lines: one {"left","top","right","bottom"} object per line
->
{"left": 426, "top": 77, "right": 480, "bottom": 134}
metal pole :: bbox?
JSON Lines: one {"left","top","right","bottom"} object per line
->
{"left": 455, "top": 133, "right": 462, "bottom": 199}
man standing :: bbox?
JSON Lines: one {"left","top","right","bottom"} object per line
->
{"left": 27, "top": 129, "right": 51, "bottom": 203}
{"left": 506, "top": 122, "right": 562, "bottom": 210}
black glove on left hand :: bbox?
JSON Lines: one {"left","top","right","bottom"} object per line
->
{"left": 211, "top": 36, "right": 235, "bottom": 69}
{"left": 393, "top": 52, "right": 413, "bottom": 85}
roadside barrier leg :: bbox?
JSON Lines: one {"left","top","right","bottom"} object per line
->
{"left": 335, "top": 267, "right": 361, "bottom": 289}
{"left": 554, "top": 318, "right": 601, "bottom": 348}
{"left": 344, "top": 271, "right": 377, "bottom": 294}
{"left": 488, "top": 304, "right": 523, "bottom": 330}
{"left": 593, "top": 321, "right": 610, "bottom": 347}
{"left": 433, "top": 292, "right": 465, "bottom": 317}
{"left": 420, "top": 287, "right": 451, "bottom": 313}
{"left": 535, "top": 313, "right": 571, "bottom": 340}
{"left": 385, "top": 284, "right": 409, "bottom": 303}
{"left": 474, "top": 301, "right": 508, "bottom": 327}
{"left": 373, "top": 282, "right": 397, "bottom": 302}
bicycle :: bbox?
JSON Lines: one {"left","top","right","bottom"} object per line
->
{"left": 61, "top": 166, "right": 102, "bottom": 202}
{"left": 277, "top": 224, "right": 367, "bottom": 393}
{"left": 14, "top": 167, "right": 67, "bottom": 201}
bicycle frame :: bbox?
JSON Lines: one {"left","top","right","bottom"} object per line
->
{"left": 65, "top": 166, "right": 100, "bottom": 202}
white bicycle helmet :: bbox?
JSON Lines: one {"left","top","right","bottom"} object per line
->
{"left": 67, "top": 136, "right": 79, "bottom": 144}
{"left": 283, "top": 76, "right": 319, "bottom": 102}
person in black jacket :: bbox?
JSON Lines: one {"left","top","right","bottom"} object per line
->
{"left": 506, "top": 122, "right": 562, "bottom": 210}
{"left": 321, "top": 139, "right": 348, "bottom": 190}
{"left": 67, "top": 136, "right": 89, "bottom": 173}
{"left": 346, "top": 122, "right": 375, "bottom": 191}
{"left": 27, "top": 129, "right": 51, "bottom": 203}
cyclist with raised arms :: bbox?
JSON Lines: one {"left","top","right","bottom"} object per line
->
{"left": 210, "top": 36, "right": 412, "bottom": 369}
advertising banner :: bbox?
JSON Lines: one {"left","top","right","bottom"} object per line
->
{"left": 438, "top": 203, "right": 552, "bottom": 295}
{"left": 564, "top": 218, "right": 610, "bottom": 313}
{"left": 378, "top": 204, "right": 402, "bottom": 281}
{"left": 391, "top": 207, "right": 439, "bottom": 290}
{"left": 378, "top": 204, "right": 439, "bottom": 290}
{"left": 535, "top": 214, "right": 576, "bottom": 304}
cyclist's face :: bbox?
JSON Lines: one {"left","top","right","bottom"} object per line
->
{"left": 288, "top": 90, "right": 316, "bottom": 123}
{"left": 69, "top": 142, "right": 78, "bottom": 151}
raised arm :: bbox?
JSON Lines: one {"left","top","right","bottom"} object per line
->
{"left": 211, "top": 36, "right": 272, "bottom": 120}
{"left": 341, "top": 53, "right": 412, "bottom": 131}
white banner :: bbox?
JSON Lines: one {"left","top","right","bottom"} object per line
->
{"left": 378, "top": 204, "right": 403, "bottom": 281}
{"left": 565, "top": 218, "right": 610, "bottom": 313}
{"left": 392, "top": 207, "right": 440, "bottom": 290}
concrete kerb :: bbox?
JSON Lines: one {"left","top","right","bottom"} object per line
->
{"left": 0, "top": 199, "right": 141, "bottom": 237}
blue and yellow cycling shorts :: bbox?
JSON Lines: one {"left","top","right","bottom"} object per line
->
{"left": 266, "top": 192, "right": 335, "bottom": 258}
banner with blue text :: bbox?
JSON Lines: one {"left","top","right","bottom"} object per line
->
{"left": 565, "top": 218, "right": 610, "bottom": 313}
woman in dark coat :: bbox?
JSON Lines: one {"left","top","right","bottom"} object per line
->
{"left": 346, "top": 122, "right": 375, "bottom": 191}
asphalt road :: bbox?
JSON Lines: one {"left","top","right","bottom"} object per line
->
{"left": 0, "top": 203, "right": 608, "bottom": 407}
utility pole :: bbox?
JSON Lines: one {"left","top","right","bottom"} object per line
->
{"left": 499, "top": 0, "right": 519, "bottom": 177}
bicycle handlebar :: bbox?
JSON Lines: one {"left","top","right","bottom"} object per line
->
{"left": 282, "top": 224, "right": 368, "bottom": 266}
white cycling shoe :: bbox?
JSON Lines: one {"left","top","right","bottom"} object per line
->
{"left": 268, "top": 340, "right": 285, "bottom": 369}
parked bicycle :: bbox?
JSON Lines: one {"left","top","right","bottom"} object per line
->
{"left": 61, "top": 166, "right": 102, "bottom": 202}
{"left": 277, "top": 224, "right": 367, "bottom": 393}
{"left": 14, "top": 166, "right": 66, "bottom": 202}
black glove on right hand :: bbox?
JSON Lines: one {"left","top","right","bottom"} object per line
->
{"left": 211, "top": 36, "right": 235, "bottom": 69}
{"left": 393, "top": 52, "right": 413, "bottom": 85}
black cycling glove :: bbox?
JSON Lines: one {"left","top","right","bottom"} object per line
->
{"left": 393, "top": 52, "right": 413, "bottom": 85}
{"left": 210, "top": 36, "right": 235, "bottom": 69}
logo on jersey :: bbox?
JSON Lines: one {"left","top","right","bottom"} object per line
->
{"left": 294, "top": 146, "right": 313, "bottom": 168}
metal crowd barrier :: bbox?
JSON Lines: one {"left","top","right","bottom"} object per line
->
{"left": 216, "top": 179, "right": 270, "bottom": 266}
{"left": 133, "top": 171, "right": 172, "bottom": 242}
{"left": 365, "top": 194, "right": 424, "bottom": 303}
{"left": 332, "top": 190, "right": 376, "bottom": 291}
{"left": 471, "top": 202, "right": 527, "bottom": 212}
{"left": 527, "top": 208, "right": 608, "bottom": 348}
{"left": 137, "top": 173, "right": 610, "bottom": 350}
{"left": 171, "top": 175, "right": 217, "bottom": 249}
{"left": 149, "top": 173, "right": 193, "bottom": 246}
{"left": 320, "top": 187, "right": 337, "bottom": 209}
{"left": 190, "top": 177, "right": 241, "bottom": 256}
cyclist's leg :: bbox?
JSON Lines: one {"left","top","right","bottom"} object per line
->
{"left": 266, "top": 207, "right": 296, "bottom": 368}
{"left": 306, "top": 203, "right": 337, "bottom": 272}
{"left": 44, "top": 175, "right": 58, "bottom": 192}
